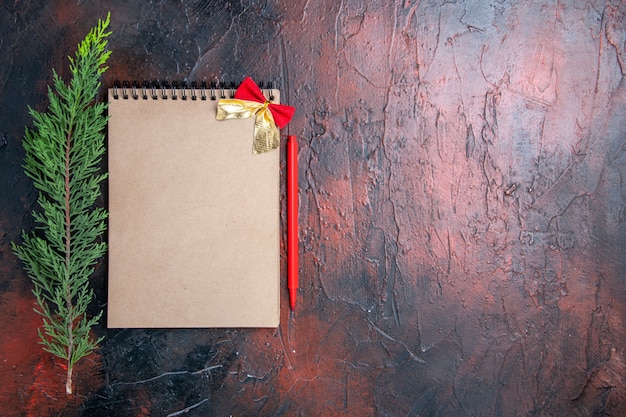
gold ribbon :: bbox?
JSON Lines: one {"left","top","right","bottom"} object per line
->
{"left": 216, "top": 99, "right": 280, "bottom": 154}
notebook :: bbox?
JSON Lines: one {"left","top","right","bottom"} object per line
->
{"left": 107, "top": 82, "right": 280, "bottom": 328}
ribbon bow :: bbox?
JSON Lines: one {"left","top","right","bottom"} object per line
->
{"left": 216, "top": 77, "right": 295, "bottom": 153}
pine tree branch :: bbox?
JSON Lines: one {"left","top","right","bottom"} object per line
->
{"left": 12, "top": 13, "right": 111, "bottom": 396}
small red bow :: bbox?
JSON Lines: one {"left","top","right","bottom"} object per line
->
{"left": 235, "top": 77, "right": 295, "bottom": 128}
{"left": 216, "top": 77, "right": 296, "bottom": 153}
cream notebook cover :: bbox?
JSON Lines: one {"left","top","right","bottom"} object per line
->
{"left": 107, "top": 85, "right": 280, "bottom": 328}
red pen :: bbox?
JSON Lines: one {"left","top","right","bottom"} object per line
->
{"left": 287, "top": 135, "right": 298, "bottom": 310}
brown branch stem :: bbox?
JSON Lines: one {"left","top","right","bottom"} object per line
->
{"left": 64, "top": 127, "right": 74, "bottom": 395}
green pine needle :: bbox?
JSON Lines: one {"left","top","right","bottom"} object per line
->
{"left": 12, "top": 13, "right": 111, "bottom": 396}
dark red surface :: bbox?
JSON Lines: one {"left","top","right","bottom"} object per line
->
{"left": 1, "top": 1, "right": 625, "bottom": 416}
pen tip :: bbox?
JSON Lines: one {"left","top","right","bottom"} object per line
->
{"left": 289, "top": 287, "right": 297, "bottom": 310}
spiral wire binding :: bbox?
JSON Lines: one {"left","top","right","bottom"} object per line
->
{"left": 112, "top": 80, "right": 278, "bottom": 102}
